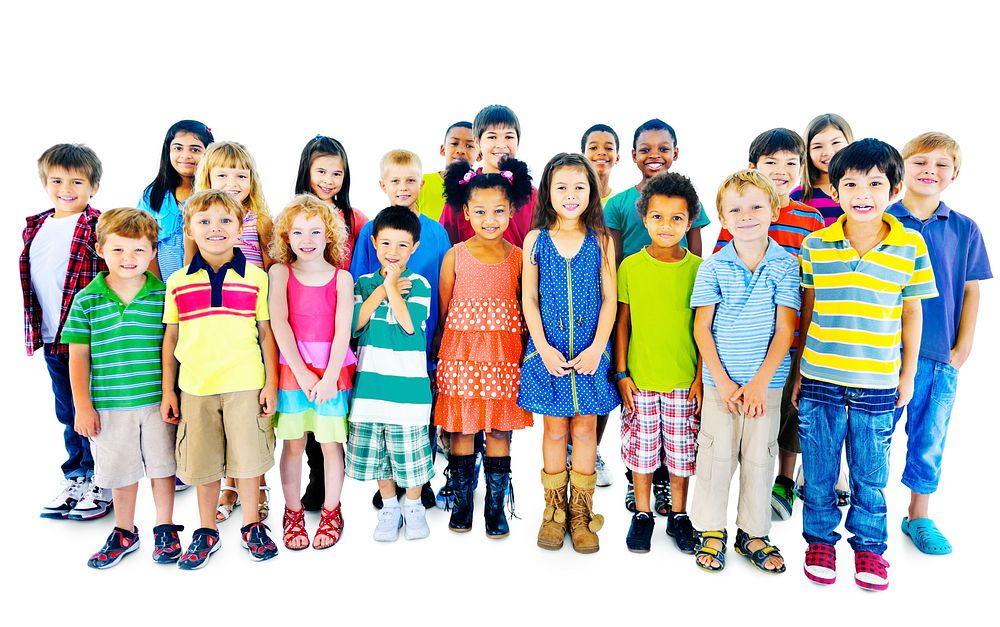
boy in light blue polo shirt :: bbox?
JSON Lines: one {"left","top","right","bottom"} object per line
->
{"left": 688, "top": 170, "right": 799, "bottom": 575}
{"left": 888, "top": 132, "right": 991, "bottom": 555}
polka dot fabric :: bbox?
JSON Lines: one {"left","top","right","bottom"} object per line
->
{"left": 516, "top": 229, "right": 620, "bottom": 418}
{"left": 435, "top": 243, "right": 533, "bottom": 434}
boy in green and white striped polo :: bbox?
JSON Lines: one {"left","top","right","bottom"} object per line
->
{"left": 345, "top": 206, "right": 435, "bottom": 542}
{"left": 62, "top": 208, "right": 184, "bottom": 569}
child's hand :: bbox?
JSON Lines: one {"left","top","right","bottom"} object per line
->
{"left": 733, "top": 377, "right": 768, "bottom": 418}
{"left": 294, "top": 368, "right": 321, "bottom": 399}
{"left": 395, "top": 275, "right": 412, "bottom": 296}
{"left": 790, "top": 374, "right": 803, "bottom": 409}
{"left": 688, "top": 379, "right": 704, "bottom": 416}
{"left": 716, "top": 377, "right": 741, "bottom": 416}
{"left": 539, "top": 344, "right": 571, "bottom": 377}
{"left": 616, "top": 376, "right": 639, "bottom": 413}
{"left": 161, "top": 391, "right": 181, "bottom": 424}
{"left": 75, "top": 406, "right": 101, "bottom": 438}
{"left": 569, "top": 345, "right": 604, "bottom": 376}
{"left": 949, "top": 345, "right": 970, "bottom": 370}
{"left": 311, "top": 375, "right": 340, "bottom": 405}
{"left": 896, "top": 376, "right": 915, "bottom": 408}
{"left": 260, "top": 385, "right": 277, "bottom": 416}
{"left": 383, "top": 263, "right": 403, "bottom": 287}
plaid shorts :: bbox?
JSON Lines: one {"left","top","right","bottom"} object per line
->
{"left": 345, "top": 422, "right": 435, "bottom": 488}
{"left": 620, "top": 388, "right": 699, "bottom": 476}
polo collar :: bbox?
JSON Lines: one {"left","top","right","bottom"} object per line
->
{"left": 88, "top": 271, "right": 165, "bottom": 301}
{"left": 187, "top": 247, "right": 247, "bottom": 277}
{"left": 888, "top": 200, "right": 952, "bottom": 222}
{"left": 715, "top": 236, "right": 786, "bottom": 268}
{"left": 821, "top": 213, "right": 908, "bottom": 246}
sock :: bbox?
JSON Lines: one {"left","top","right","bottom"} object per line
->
{"left": 382, "top": 493, "right": 401, "bottom": 509}
{"left": 403, "top": 496, "right": 422, "bottom": 507}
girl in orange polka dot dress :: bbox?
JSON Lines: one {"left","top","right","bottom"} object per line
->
{"left": 435, "top": 156, "right": 534, "bottom": 538}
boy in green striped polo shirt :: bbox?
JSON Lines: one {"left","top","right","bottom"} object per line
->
{"left": 62, "top": 208, "right": 184, "bottom": 569}
{"left": 346, "top": 206, "right": 435, "bottom": 542}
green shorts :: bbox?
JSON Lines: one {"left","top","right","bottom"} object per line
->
{"left": 345, "top": 422, "right": 434, "bottom": 488}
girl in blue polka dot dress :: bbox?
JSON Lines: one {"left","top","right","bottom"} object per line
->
{"left": 519, "top": 153, "right": 620, "bottom": 554}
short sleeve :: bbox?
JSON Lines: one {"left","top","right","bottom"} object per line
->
{"left": 60, "top": 293, "right": 91, "bottom": 344}
{"left": 967, "top": 222, "right": 993, "bottom": 281}
{"left": 800, "top": 239, "right": 815, "bottom": 289}
{"left": 352, "top": 276, "right": 368, "bottom": 338}
{"left": 617, "top": 257, "right": 631, "bottom": 304}
{"left": 774, "top": 260, "right": 802, "bottom": 311}
{"left": 902, "top": 234, "right": 939, "bottom": 300}
{"left": 691, "top": 201, "right": 711, "bottom": 229}
{"left": 603, "top": 194, "right": 624, "bottom": 231}
{"left": 405, "top": 274, "right": 432, "bottom": 333}
{"left": 349, "top": 222, "right": 376, "bottom": 280}
{"left": 137, "top": 187, "right": 152, "bottom": 212}
{"left": 162, "top": 277, "right": 179, "bottom": 324}
{"left": 690, "top": 260, "right": 722, "bottom": 308}
{"left": 255, "top": 271, "right": 270, "bottom": 321}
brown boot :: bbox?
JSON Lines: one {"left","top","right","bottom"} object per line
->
{"left": 537, "top": 469, "right": 568, "bottom": 550}
{"left": 568, "top": 469, "right": 604, "bottom": 554}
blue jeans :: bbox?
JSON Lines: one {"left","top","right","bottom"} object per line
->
{"left": 43, "top": 346, "right": 94, "bottom": 480}
{"left": 892, "top": 357, "right": 958, "bottom": 494}
{"left": 798, "top": 377, "right": 896, "bottom": 554}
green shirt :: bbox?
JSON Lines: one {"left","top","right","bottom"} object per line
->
{"left": 617, "top": 248, "right": 701, "bottom": 392}
{"left": 604, "top": 186, "right": 711, "bottom": 257}
{"left": 60, "top": 272, "right": 166, "bottom": 409}
{"left": 350, "top": 269, "right": 432, "bottom": 425}
{"left": 417, "top": 172, "right": 446, "bottom": 221}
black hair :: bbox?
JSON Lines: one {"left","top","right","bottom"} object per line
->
{"left": 828, "top": 138, "right": 904, "bottom": 190}
{"left": 637, "top": 172, "right": 700, "bottom": 221}
{"left": 581, "top": 124, "right": 619, "bottom": 152}
{"left": 444, "top": 121, "right": 473, "bottom": 141}
{"left": 534, "top": 153, "right": 605, "bottom": 232}
{"left": 748, "top": 128, "right": 805, "bottom": 164}
{"left": 294, "top": 135, "right": 356, "bottom": 240}
{"left": 473, "top": 104, "right": 520, "bottom": 140}
{"left": 632, "top": 118, "right": 677, "bottom": 150}
{"left": 443, "top": 156, "right": 533, "bottom": 213}
{"left": 372, "top": 205, "right": 421, "bottom": 242}
{"left": 143, "top": 120, "right": 214, "bottom": 213}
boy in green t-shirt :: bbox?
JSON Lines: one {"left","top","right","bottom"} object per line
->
{"left": 416, "top": 121, "right": 478, "bottom": 221}
{"left": 613, "top": 172, "right": 704, "bottom": 554}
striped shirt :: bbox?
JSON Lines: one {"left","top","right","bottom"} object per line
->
{"left": 799, "top": 213, "right": 938, "bottom": 389}
{"left": 61, "top": 272, "right": 166, "bottom": 409}
{"left": 163, "top": 248, "right": 270, "bottom": 396}
{"left": 791, "top": 186, "right": 842, "bottom": 226}
{"left": 350, "top": 269, "right": 432, "bottom": 426}
{"left": 691, "top": 238, "right": 801, "bottom": 388}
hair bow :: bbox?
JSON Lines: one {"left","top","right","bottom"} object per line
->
{"left": 500, "top": 170, "right": 513, "bottom": 183}
{"left": 458, "top": 170, "right": 476, "bottom": 185}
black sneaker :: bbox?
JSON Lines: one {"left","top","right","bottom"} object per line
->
{"left": 152, "top": 524, "right": 185, "bottom": 564}
{"left": 420, "top": 482, "right": 436, "bottom": 509}
{"left": 666, "top": 511, "right": 697, "bottom": 554}
{"left": 87, "top": 527, "right": 140, "bottom": 569}
{"left": 626, "top": 512, "right": 655, "bottom": 553}
{"left": 240, "top": 522, "right": 278, "bottom": 562}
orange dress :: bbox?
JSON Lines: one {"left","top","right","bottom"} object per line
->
{"left": 434, "top": 243, "right": 533, "bottom": 434}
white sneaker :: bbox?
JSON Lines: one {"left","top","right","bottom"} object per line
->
{"left": 402, "top": 502, "right": 430, "bottom": 540}
{"left": 41, "top": 477, "right": 87, "bottom": 519}
{"left": 373, "top": 506, "right": 403, "bottom": 542}
{"left": 595, "top": 451, "right": 614, "bottom": 487}
{"left": 68, "top": 481, "right": 113, "bottom": 520}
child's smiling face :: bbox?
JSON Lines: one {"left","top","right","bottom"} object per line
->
{"left": 287, "top": 213, "right": 329, "bottom": 262}
{"left": 309, "top": 154, "right": 345, "bottom": 202}
{"left": 44, "top": 166, "right": 98, "bottom": 216}
{"left": 380, "top": 165, "right": 423, "bottom": 210}
{"left": 442, "top": 126, "right": 479, "bottom": 167}
{"left": 632, "top": 130, "right": 678, "bottom": 179}
{"left": 549, "top": 166, "right": 591, "bottom": 222}
{"left": 209, "top": 167, "right": 252, "bottom": 205}
{"left": 479, "top": 125, "right": 519, "bottom": 171}
{"left": 834, "top": 166, "right": 899, "bottom": 225}
{"left": 809, "top": 125, "right": 849, "bottom": 175}
{"left": 98, "top": 233, "right": 156, "bottom": 282}
{"left": 372, "top": 227, "right": 418, "bottom": 271}
{"left": 642, "top": 195, "right": 690, "bottom": 249}
{"left": 464, "top": 186, "right": 511, "bottom": 242}
{"left": 904, "top": 149, "right": 958, "bottom": 198}
{"left": 719, "top": 184, "right": 778, "bottom": 242}
{"left": 584, "top": 131, "right": 619, "bottom": 178}
{"left": 169, "top": 132, "right": 206, "bottom": 179}
{"left": 752, "top": 150, "right": 802, "bottom": 199}
{"left": 185, "top": 203, "right": 243, "bottom": 258}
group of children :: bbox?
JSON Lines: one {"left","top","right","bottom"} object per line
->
{"left": 22, "top": 105, "right": 990, "bottom": 591}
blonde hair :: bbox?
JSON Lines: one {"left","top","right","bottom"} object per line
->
{"left": 902, "top": 132, "right": 962, "bottom": 171}
{"left": 96, "top": 207, "right": 159, "bottom": 247}
{"left": 716, "top": 169, "right": 779, "bottom": 217}
{"left": 379, "top": 149, "right": 422, "bottom": 178}
{"left": 194, "top": 141, "right": 273, "bottom": 243}
{"left": 183, "top": 189, "right": 246, "bottom": 229}
{"left": 271, "top": 194, "right": 347, "bottom": 266}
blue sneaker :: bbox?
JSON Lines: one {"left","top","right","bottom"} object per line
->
{"left": 178, "top": 528, "right": 221, "bottom": 570}
{"left": 436, "top": 472, "right": 456, "bottom": 510}
{"left": 152, "top": 524, "right": 185, "bottom": 564}
{"left": 241, "top": 522, "right": 278, "bottom": 562}
{"left": 87, "top": 527, "right": 140, "bottom": 569}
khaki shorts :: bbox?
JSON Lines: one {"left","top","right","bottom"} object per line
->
{"left": 92, "top": 405, "right": 177, "bottom": 489}
{"left": 175, "top": 390, "right": 275, "bottom": 485}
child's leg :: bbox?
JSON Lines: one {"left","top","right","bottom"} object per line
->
{"left": 542, "top": 416, "right": 571, "bottom": 473}
{"left": 569, "top": 414, "right": 597, "bottom": 474}
{"left": 776, "top": 368, "right": 800, "bottom": 479}
{"left": 150, "top": 477, "right": 175, "bottom": 525}
{"left": 661, "top": 388, "right": 699, "bottom": 514}
{"left": 690, "top": 387, "right": 738, "bottom": 568}
{"left": 797, "top": 378, "right": 850, "bottom": 547}
{"left": 43, "top": 349, "right": 92, "bottom": 480}
{"left": 235, "top": 477, "right": 261, "bottom": 526}
{"left": 320, "top": 442, "right": 345, "bottom": 510}
{"left": 378, "top": 480, "right": 399, "bottom": 500}
{"left": 633, "top": 472, "right": 653, "bottom": 511}
{"left": 112, "top": 484, "right": 139, "bottom": 530}
{"left": 484, "top": 430, "right": 511, "bottom": 457}
{"left": 621, "top": 389, "right": 659, "bottom": 511}
{"left": 197, "top": 481, "right": 223, "bottom": 529}
{"left": 595, "top": 413, "right": 609, "bottom": 444}
{"left": 279, "top": 437, "right": 307, "bottom": 510}
{"left": 843, "top": 387, "right": 897, "bottom": 555}
{"left": 734, "top": 389, "right": 783, "bottom": 570}
{"left": 451, "top": 432, "right": 476, "bottom": 456}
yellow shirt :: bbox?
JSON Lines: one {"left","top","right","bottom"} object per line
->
{"left": 417, "top": 172, "right": 446, "bottom": 221}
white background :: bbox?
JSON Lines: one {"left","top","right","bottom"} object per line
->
{"left": 3, "top": 1, "right": 998, "bottom": 624}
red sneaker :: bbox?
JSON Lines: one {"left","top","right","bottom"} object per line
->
{"left": 804, "top": 542, "right": 837, "bottom": 585}
{"left": 854, "top": 550, "right": 890, "bottom": 591}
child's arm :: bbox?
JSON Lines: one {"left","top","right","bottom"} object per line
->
{"left": 613, "top": 301, "right": 638, "bottom": 413}
{"left": 687, "top": 227, "right": 703, "bottom": 257}
{"left": 609, "top": 228, "right": 624, "bottom": 267}
{"left": 259, "top": 221, "right": 274, "bottom": 270}
{"left": 432, "top": 248, "right": 457, "bottom": 357}
{"left": 951, "top": 280, "right": 981, "bottom": 369}
{"left": 312, "top": 270, "right": 356, "bottom": 403}
{"left": 161, "top": 324, "right": 181, "bottom": 424}
{"left": 732, "top": 306, "right": 796, "bottom": 417}
{"left": 267, "top": 264, "right": 319, "bottom": 396}
{"left": 384, "top": 264, "right": 415, "bottom": 334}
{"left": 693, "top": 304, "right": 740, "bottom": 415}
{"left": 521, "top": 230, "right": 570, "bottom": 376}
{"left": 689, "top": 354, "right": 704, "bottom": 415}
{"left": 790, "top": 287, "right": 815, "bottom": 408}
{"left": 571, "top": 235, "right": 618, "bottom": 375}
{"left": 355, "top": 282, "right": 387, "bottom": 333}
{"left": 68, "top": 344, "right": 100, "bottom": 437}
{"left": 257, "top": 320, "right": 278, "bottom": 415}
{"left": 896, "top": 299, "right": 923, "bottom": 408}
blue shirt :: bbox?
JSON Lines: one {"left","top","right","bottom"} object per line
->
{"left": 888, "top": 200, "right": 992, "bottom": 364}
{"left": 350, "top": 212, "right": 452, "bottom": 368}
{"left": 138, "top": 187, "right": 186, "bottom": 280}
{"left": 690, "top": 237, "right": 801, "bottom": 388}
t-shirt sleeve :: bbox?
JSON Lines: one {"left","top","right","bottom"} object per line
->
{"left": 162, "top": 277, "right": 179, "bottom": 324}
{"left": 617, "top": 258, "right": 630, "bottom": 304}
{"left": 349, "top": 222, "right": 375, "bottom": 280}
{"left": 966, "top": 222, "right": 993, "bottom": 281}
{"left": 59, "top": 293, "right": 91, "bottom": 344}
{"left": 256, "top": 270, "right": 270, "bottom": 321}
{"left": 774, "top": 259, "right": 802, "bottom": 311}
{"left": 902, "top": 234, "right": 939, "bottom": 300}
{"left": 137, "top": 187, "right": 152, "bottom": 212}
{"left": 439, "top": 207, "right": 460, "bottom": 245}
{"left": 800, "top": 239, "right": 815, "bottom": 289}
{"left": 405, "top": 274, "right": 431, "bottom": 333}
{"left": 689, "top": 260, "right": 722, "bottom": 308}
{"left": 352, "top": 276, "right": 368, "bottom": 339}
{"left": 691, "top": 201, "right": 711, "bottom": 229}
{"left": 604, "top": 194, "right": 623, "bottom": 231}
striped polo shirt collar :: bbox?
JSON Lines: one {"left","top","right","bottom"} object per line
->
{"left": 821, "top": 213, "right": 909, "bottom": 247}
{"left": 85, "top": 271, "right": 165, "bottom": 306}
{"left": 715, "top": 236, "right": 787, "bottom": 270}
{"left": 187, "top": 247, "right": 247, "bottom": 308}
{"left": 888, "top": 200, "right": 952, "bottom": 222}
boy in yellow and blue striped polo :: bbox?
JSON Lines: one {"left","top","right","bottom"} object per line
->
{"left": 794, "top": 139, "right": 937, "bottom": 592}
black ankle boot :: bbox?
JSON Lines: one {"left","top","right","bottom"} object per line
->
{"left": 448, "top": 454, "right": 476, "bottom": 532}
{"left": 301, "top": 433, "right": 325, "bottom": 511}
{"left": 484, "top": 455, "right": 512, "bottom": 538}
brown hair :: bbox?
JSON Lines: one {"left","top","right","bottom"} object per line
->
{"left": 96, "top": 207, "right": 159, "bottom": 247}
{"left": 183, "top": 189, "right": 246, "bottom": 229}
{"left": 902, "top": 132, "right": 962, "bottom": 171}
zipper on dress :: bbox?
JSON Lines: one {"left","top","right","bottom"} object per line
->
{"left": 566, "top": 257, "right": 580, "bottom": 415}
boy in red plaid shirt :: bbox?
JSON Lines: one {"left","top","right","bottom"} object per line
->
{"left": 613, "top": 172, "right": 704, "bottom": 554}
{"left": 21, "top": 144, "right": 109, "bottom": 520}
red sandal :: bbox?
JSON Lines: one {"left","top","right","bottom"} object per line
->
{"left": 282, "top": 506, "right": 310, "bottom": 550}
{"left": 313, "top": 504, "right": 344, "bottom": 550}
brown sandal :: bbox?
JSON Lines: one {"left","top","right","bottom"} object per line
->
{"left": 313, "top": 504, "right": 344, "bottom": 550}
{"left": 282, "top": 506, "right": 309, "bottom": 550}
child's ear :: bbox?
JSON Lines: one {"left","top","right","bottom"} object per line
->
{"left": 90, "top": 182, "right": 100, "bottom": 198}
{"left": 370, "top": 235, "right": 377, "bottom": 250}
{"left": 890, "top": 181, "right": 903, "bottom": 200}
{"left": 632, "top": 148, "right": 639, "bottom": 164}
{"left": 379, "top": 179, "right": 387, "bottom": 194}
{"left": 748, "top": 162, "right": 757, "bottom": 170}
{"left": 411, "top": 240, "right": 420, "bottom": 254}
{"left": 439, "top": 144, "right": 446, "bottom": 158}
{"left": 95, "top": 242, "right": 105, "bottom": 259}
{"left": 463, "top": 205, "right": 471, "bottom": 221}
{"left": 673, "top": 146, "right": 680, "bottom": 161}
